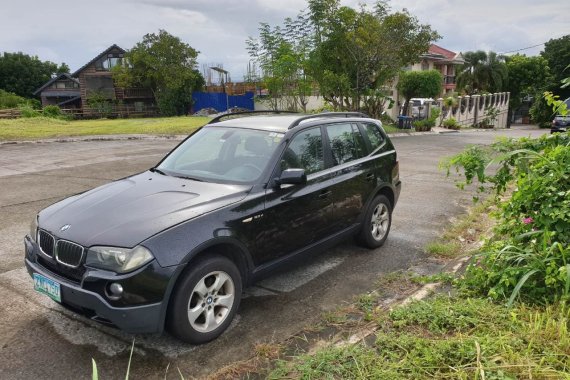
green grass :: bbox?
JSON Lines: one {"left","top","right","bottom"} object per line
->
{"left": 424, "top": 241, "right": 461, "bottom": 257}
{"left": 0, "top": 116, "right": 209, "bottom": 141}
{"left": 270, "top": 296, "right": 570, "bottom": 379}
{"left": 381, "top": 123, "right": 401, "bottom": 134}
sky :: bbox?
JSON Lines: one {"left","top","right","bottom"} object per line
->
{"left": 0, "top": 0, "right": 568, "bottom": 82}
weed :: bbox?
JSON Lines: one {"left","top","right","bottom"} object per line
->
{"left": 424, "top": 241, "right": 460, "bottom": 257}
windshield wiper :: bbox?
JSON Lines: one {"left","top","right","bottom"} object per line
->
{"left": 150, "top": 167, "right": 168, "bottom": 176}
{"left": 175, "top": 175, "right": 205, "bottom": 182}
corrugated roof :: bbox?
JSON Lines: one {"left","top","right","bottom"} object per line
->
{"left": 33, "top": 73, "right": 79, "bottom": 95}
{"left": 71, "top": 44, "right": 126, "bottom": 77}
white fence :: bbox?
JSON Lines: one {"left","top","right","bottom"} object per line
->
{"left": 425, "top": 92, "right": 510, "bottom": 128}
{"left": 253, "top": 91, "right": 511, "bottom": 129}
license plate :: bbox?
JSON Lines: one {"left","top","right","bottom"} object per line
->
{"left": 33, "top": 273, "right": 61, "bottom": 302}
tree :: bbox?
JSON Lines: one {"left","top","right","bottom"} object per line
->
{"left": 307, "top": 1, "right": 439, "bottom": 114}
{"left": 456, "top": 51, "right": 508, "bottom": 94}
{"left": 505, "top": 54, "right": 553, "bottom": 126}
{"left": 0, "top": 52, "right": 69, "bottom": 98}
{"left": 541, "top": 34, "right": 570, "bottom": 99}
{"left": 113, "top": 30, "right": 205, "bottom": 116}
{"left": 247, "top": 0, "right": 439, "bottom": 117}
{"left": 247, "top": 11, "right": 314, "bottom": 111}
{"left": 397, "top": 69, "right": 442, "bottom": 115}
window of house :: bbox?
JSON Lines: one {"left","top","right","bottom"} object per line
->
{"left": 421, "top": 60, "right": 429, "bottom": 71}
{"left": 325, "top": 123, "right": 367, "bottom": 165}
{"left": 281, "top": 127, "right": 324, "bottom": 175}
{"left": 85, "top": 77, "right": 115, "bottom": 98}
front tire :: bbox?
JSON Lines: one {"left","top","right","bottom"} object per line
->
{"left": 167, "top": 254, "right": 242, "bottom": 344}
{"left": 356, "top": 195, "right": 392, "bottom": 248}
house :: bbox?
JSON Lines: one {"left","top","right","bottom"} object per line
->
{"left": 35, "top": 44, "right": 155, "bottom": 116}
{"left": 33, "top": 73, "right": 81, "bottom": 109}
{"left": 412, "top": 44, "right": 465, "bottom": 95}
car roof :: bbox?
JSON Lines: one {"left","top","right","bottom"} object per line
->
{"left": 207, "top": 113, "right": 379, "bottom": 133}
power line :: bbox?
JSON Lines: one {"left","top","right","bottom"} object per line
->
{"left": 498, "top": 42, "right": 546, "bottom": 55}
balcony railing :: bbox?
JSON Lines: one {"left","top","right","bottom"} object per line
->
{"left": 443, "top": 75, "right": 456, "bottom": 85}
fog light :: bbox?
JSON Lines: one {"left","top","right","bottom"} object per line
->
{"left": 107, "top": 283, "right": 124, "bottom": 300}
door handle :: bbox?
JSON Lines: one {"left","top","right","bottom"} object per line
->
{"left": 319, "top": 190, "right": 332, "bottom": 199}
{"left": 366, "top": 173, "right": 375, "bottom": 182}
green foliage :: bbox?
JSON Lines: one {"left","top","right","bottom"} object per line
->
{"left": 251, "top": 1, "right": 439, "bottom": 115}
{"left": 86, "top": 90, "right": 114, "bottom": 118}
{"left": 412, "top": 106, "right": 439, "bottom": 131}
{"left": 397, "top": 70, "right": 442, "bottom": 114}
{"left": 42, "top": 105, "right": 62, "bottom": 118}
{"left": 113, "top": 30, "right": 204, "bottom": 116}
{"left": 457, "top": 51, "right": 508, "bottom": 94}
{"left": 0, "top": 89, "right": 27, "bottom": 109}
{"left": 247, "top": 12, "right": 314, "bottom": 112}
{"left": 505, "top": 54, "right": 553, "bottom": 112}
{"left": 442, "top": 117, "right": 460, "bottom": 130}
{"left": 530, "top": 92, "right": 556, "bottom": 127}
{"left": 0, "top": 52, "right": 68, "bottom": 98}
{"left": 541, "top": 34, "right": 570, "bottom": 99}
{"left": 18, "top": 103, "right": 41, "bottom": 118}
{"left": 424, "top": 241, "right": 460, "bottom": 256}
{"left": 443, "top": 133, "right": 570, "bottom": 304}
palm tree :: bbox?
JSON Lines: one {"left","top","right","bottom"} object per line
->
{"left": 457, "top": 51, "right": 508, "bottom": 94}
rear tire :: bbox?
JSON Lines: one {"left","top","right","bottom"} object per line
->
{"left": 356, "top": 195, "right": 392, "bottom": 249}
{"left": 167, "top": 254, "right": 242, "bottom": 344}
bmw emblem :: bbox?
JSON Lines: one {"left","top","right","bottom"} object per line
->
{"left": 60, "top": 224, "right": 71, "bottom": 232}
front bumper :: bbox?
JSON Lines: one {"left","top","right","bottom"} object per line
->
{"left": 24, "top": 236, "right": 168, "bottom": 334}
{"left": 551, "top": 126, "right": 568, "bottom": 133}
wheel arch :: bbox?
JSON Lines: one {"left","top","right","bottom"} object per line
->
{"left": 159, "top": 238, "right": 254, "bottom": 332}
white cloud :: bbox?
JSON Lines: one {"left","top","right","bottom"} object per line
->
{"left": 0, "top": 0, "right": 568, "bottom": 81}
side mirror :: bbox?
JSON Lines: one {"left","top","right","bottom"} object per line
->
{"left": 275, "top": 168, "right": 306, "bottom": 187}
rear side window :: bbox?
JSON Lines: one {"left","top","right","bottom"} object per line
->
{"left": 325, "top": 123, "right": 367, "bottom": 165}
{"left": 282, "top": 127, "right": 324, "bottom": 175}
{"left": 363, "top": 123, "right": 385, "bottom": 151}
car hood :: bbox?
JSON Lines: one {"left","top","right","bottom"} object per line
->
{"left": 38, "top": 171, "right": 251, "bottom": 248}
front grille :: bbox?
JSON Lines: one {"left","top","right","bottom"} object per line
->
{"left": 37, "top": 256, "right": 85, "bottom": 283}
{"left": 38, "top": 230, "right": 55, "bottom": 257}
{"left": 56, "top": 240, "right": 84, "bottom": 267}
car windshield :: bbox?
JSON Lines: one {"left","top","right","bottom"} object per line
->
{"left": 157, "top": 127, "right": 284, "bottom": 184}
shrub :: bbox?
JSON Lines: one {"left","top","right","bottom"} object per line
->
{"left": 443, "top": 132, "right": 570, "bottom": 304}
{"left": 42, "top": 105, "right": 62, "bottom": 118}
{"left": 18, "top": 103, "right": 41, "bottom": 118}
{"left": 443, "top": 117, "right": 460, "bottom": 129}
{"left": 0, "top": 89, "right": 27, "bottom": 109}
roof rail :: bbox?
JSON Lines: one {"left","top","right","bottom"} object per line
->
{"left": 287, "top": 112, "right": 369, "bottom": 129}
{"left": 207, "top": 110, "right": 298, "bottom": 124}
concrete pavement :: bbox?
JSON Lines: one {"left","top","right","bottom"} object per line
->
{"left": 0, "top": 126, "right": 546, "bottom": 379}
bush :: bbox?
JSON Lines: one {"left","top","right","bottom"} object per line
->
{"left": 443, "top": 132, "right": 570, "bottom": 304}
{"left": 42, "top": 105, "right": 62, "bottom": 118}
{"left": 18, "top": 103, "right": 41, "bottom": 118}
{"left": 413, "top": 106, "right": 440, "bottom": 131}
{"left": 443, "top": 117, "right": 460, "bottom": 129}
{"left": 0, "top": 89, "right": 27, "bottom": 109}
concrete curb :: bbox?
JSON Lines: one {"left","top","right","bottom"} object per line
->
{"left": 332, "top": 256, "right": 470, "bottom": 350}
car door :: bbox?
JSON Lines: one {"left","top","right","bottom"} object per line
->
{"left": 324, "top": 122, "right": 377, "bottom": 231}
{"left": 254, "top": 126, "right": 336, "bottom": 265}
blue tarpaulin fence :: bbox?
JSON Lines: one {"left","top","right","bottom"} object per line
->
{"left": 192, "top": 92, "right": 254, "bottom": 113}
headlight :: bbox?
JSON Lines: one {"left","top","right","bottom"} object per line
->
{"left": 85, "top": 246, "right": 154, "bottom": 273}
{"left": 30, "top": 215, "right": 38, "bottom": 242}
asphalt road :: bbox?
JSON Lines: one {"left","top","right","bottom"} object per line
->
{"left": 0, "top": 127, "right": 545, "bottom": 379}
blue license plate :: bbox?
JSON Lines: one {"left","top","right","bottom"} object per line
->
{"left": 33, "top": 273, "right": 61, "bottom": 302}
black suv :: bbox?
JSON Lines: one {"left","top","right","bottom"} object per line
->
{"left": 25, "top": 112, "right": 401, "bottom": 343}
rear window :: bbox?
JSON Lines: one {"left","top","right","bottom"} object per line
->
{"left": 363, "top": 123, "right": 385, "bottom": 151}
{"left": 325, "top": 123, "right": 367, "bottom": 165}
